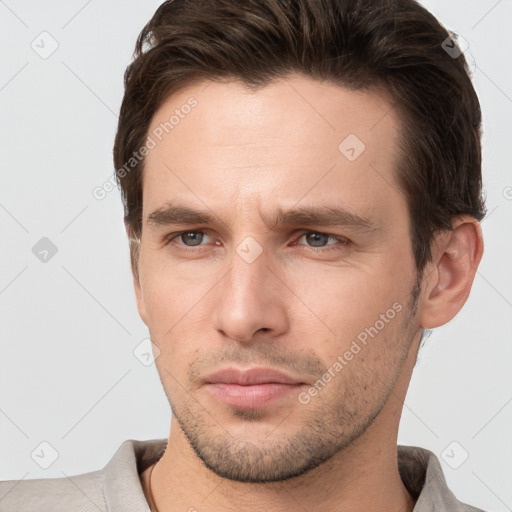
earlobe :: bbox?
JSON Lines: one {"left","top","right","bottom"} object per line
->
{"left": 418, "top": 217, "right": 484, "bottom": 329}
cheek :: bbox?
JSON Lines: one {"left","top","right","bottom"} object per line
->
{"left": 292, "top": 265, "right": 405, "bottom": 342}
{"left": 139, "top": 248, "right": 216, "bottom": 328}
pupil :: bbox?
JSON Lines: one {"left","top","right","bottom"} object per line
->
{"left": 307, "top": 233, "right": 328, "bottom": 247}
{"left": 183, "top": 232, "right": 203, "bottom": 246}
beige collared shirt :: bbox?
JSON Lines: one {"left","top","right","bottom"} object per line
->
{"left": 0, "top": 439, "right": 486, "bottom": 511}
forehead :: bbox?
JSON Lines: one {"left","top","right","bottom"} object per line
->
{"left": 142, "top": 74, "right": 405, "bottom": 226}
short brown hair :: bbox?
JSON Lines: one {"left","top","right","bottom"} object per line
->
{"left": 113, "top": 0, "right": 486, "bottom": 278}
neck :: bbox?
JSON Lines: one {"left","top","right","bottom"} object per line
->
{"left": 149, "top": 425, "right": 415, "bottom": 512}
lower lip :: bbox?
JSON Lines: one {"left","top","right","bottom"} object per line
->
{"left": 205, "top": 382, "right": 302, "bottom": 409}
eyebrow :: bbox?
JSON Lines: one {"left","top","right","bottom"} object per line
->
{"left": 146, "top": 203, "right": 379, "bottom": 234}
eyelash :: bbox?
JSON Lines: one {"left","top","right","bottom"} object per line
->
{"left": 164, "top": 230, "right": 351, "bottom": 253}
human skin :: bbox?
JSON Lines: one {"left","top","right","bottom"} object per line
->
{"left": 132, "top": 74, "right": 483, "bottom": 511}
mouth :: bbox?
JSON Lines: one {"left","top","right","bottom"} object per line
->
{"left": 203, "top": 367, "right": 306, "bottom": 409}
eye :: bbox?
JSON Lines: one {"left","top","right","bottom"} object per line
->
{"left": 164, "top": 229, "right": 350, "bottom": 253}
{"left": 166, "top": 230, "right": 212, "bottom": 247}
{"left": 294, "top": 231, "right": 350, "bottom": 250}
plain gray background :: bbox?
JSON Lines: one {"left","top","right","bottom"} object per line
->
{"left": 0, "top": 1, "right": 511, "bottom": 510}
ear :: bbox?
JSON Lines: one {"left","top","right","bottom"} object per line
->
{"left": 418, "top": 216, "right": 484, "bottom": 329}
{"left": 124, "top": 220, "right": 148, "bottom": 326}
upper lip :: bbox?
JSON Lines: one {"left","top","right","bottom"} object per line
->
{"left": 204, "top": 367, "right": 304, "bottom": 385}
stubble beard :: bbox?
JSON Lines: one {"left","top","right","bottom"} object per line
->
{"left": 165, "top": 279, "right": 421, "bottom": 483}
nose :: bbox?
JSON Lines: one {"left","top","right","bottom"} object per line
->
{"left": 213, "top": 245, "right": 289, "bottom": 343}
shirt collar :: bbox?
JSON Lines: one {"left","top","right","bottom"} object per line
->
{"left": 101, "top": 440, "right": 468, "bottom": 511}
{"left": 398, "top": 445, "right": 469, "bottom": 511}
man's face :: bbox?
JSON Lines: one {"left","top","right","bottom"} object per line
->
{"left": 134, "top": 74, "right": 422, "bottom": 482}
